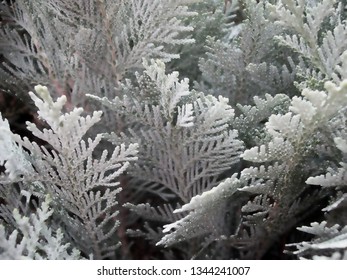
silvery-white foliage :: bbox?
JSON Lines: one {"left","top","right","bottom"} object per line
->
{"left": 234, "top": 93, "right": 291, "bottom": 147}
{"left": 159, "top": 77, "right": 347, "bottom": 258}
{"left": 157, "top": 174, "right": 242, "bottom": 247}
{"left": 0, "top": 195, "right": 84, "bottom": 260}
{"left": 268, "top": 0, "right": 347, "bottom": 82}
{"left": 288, "top": 221, "right": 347, "bottom": 260}
{"left": 0, "top": 85, "right": 138, "bottom": 259}
{"left": 0, "top": 0, "right": 199, "bottom": 104}
{"left": 242, "top": 79, "right": 347, "bottom": 163}
{"left": 88, "top": 60, "right": 244, "bottom": 248}
{"left": 1, "top": 0, "right": 347, "bottom": 260}
{"left": 198, "top": 0, "right": 295, "bottom": 105}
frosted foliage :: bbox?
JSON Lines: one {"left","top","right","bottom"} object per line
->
{"left": 0, "top": 85, "right": 138, "bottom": 259}
{"left": 242, "top": 137, "right": 294, "bottom": 162}
{"left": 0, "top": 0, "right": 198, "bottom": 104}
{"left": 157, "top": 175, "right": 241, "bottom": 247}
{"left": 234, "top": 93, "right": 291, "bottom": 147}
{"left": 142, "top": 59, "right": 192, "bottom": 119}
{"left": 268, "top": 0, "right": 336, "bottom": 41}
{"left": 242, "top": 79, "right": 347, "bottom": 163}
{"left": 305, "top": 83, "right": 347, "bottom": 187}
{"left": 235, "top": 78, "right": 347, "bottom": 259}
{"left": 198, "top": 0, "right": 294, "bottom": 105}
{"left": 240, "top": 79, "right": 347, "bottom": 217}
{"left": 294, "top": 80, "right": 347, "bottom": 125}
{"left": 89, "top": 60, "right": 244, "bottom": 204}
{"left": 2, "top": 0, "right": 347, "bottom": 261}
{"left": 28, "top": 85, "right": 67, "bottom": 131}
{"left": 289, "top": 221, "right": 347, "bottom": 259}
{"left": 0, "top": 196, "right": 83, "bottom": 260}
{"left": 240, "top": 162, "right": 285, "bottom": 190}
{"left": 176, "top": 104, "right": 194, "bottom": 127}
{"left": 0, "top": 115, "right": 33, "bottom": 180}
{"left": 333, "top": 51, "right": 347, "bottom": 83}
{"left": 268, "top": 0, "right": 347, "bottom": 79}
{"left": 306, "top": 162, "right": 347, "bottom": 188}
{"left": 306, "top": 136, "right": 347, "bottom": 212}
{"left": 87, "top": 59, "right": 244, "bottom": 247}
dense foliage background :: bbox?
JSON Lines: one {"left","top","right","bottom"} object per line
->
{"left": 1, "top": 0, "right": 347, "bottom": 260}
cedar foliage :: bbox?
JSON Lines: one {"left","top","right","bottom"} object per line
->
{"left": 1, "top": 0, "right": 347, "bottom": 259}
